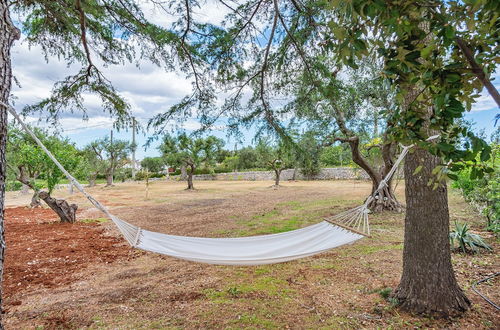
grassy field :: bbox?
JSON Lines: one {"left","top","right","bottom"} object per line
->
{"left": 4, "top": 180, "right": 499, "bottom": 329}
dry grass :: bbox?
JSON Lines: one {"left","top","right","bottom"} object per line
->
{"left": 4, "top": 179, "right": 499, "bottom": 329}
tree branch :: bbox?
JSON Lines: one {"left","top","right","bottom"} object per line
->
{"left": 456, "top": 37, "right": 500, "bottom": 107}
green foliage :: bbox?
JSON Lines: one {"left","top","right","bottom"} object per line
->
{"left": 159, "top": 133, "right": 224, "bottom": 172}
{"left": 135, "top": 170, "right": 164, "bottom": 181}
{"left": 7, "top": 125, "right": 83, "bottom": 194}
{"left": 449, "top": 222, "right": 492, "bottom": 254}
{"left": 12, "top": 0, "right": 190, "bottom": 124}
{"left": 326, "top": 0, "right": 497, "bottom": 178}
{"left": 255, "top": 137, "right": 293, "bottom": 171}
{"left": 296, "top": 131, "right": 322, "bottom": 179}
{"left": 452, "top": 142, "right": 499, "bottom": 232}
{"left": 152, "top": 0, "right": 498, "bottom": 185}
{"left": 236, "top": 147, "right": 260, "bottom": 170}
{"left": 140, "top": 157, "right": 165, "bottom": 173}
{"left": 321, "top": 145, "right": 353, "bottom": 167}
{"left": 221, "top": 155, "right": 239, "bottom": 172}
{"left": 85, "top": 136, "right": 131, "bottom": 182}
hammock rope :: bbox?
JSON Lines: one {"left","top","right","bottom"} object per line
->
{"left": 2, "top": 102, "right": 430, "bottom": 265}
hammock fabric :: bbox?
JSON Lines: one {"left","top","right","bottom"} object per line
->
{"left": 3, "top": 102, "right": 415, "bottom": 266}
{"left": 138, "top": 222, "right": 362, "bottom": 265}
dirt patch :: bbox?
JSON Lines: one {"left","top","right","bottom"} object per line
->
{"left": 4, "top": 207, "right": 136, "bottom": 305}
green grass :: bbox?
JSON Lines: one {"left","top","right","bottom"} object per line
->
{"left": 80, "top": 218, "right": 109, "bottom": 224}
{"left": 228, "top": 197, "right": 363, "bottom": 237}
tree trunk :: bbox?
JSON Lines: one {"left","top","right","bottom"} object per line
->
{"left": 332, "top": 106, "right": 402, "bottom": 213}
{"left": 346, "top": 137, "right": 402, "bottom": 212}
{"left": 186, "top": 165, "right": 195, "bottom": 190}
{"left": 87, "top": 174, "right": 97, "bottom": 187}
{"left": 0, "top": 3, "right": 19, "bottom": 324}
{"left": 186, "top": 172, "right": 194, "bottom": 190}
{"left": 30, "top": 191, "right": 41, "bottom": 208}
{"left": 393, "top": 148, "right": 470, "bottom": 316}
{"left": 38, "top": 191, "right": 78, "bottom": 223}
{"left": 274, "top": 169, "right": 281, "bottom": 187}
{"left": 367, "top": 176, "right": 403, "bottom": 212}
{"left": 105, "top": 169, "right": 113, "bottom": 186}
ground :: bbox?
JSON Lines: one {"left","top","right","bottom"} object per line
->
{"left": 3, "top": 180, "right": 499, "bottom": 329}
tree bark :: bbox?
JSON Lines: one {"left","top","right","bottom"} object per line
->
{"left": 343, "top": 137, "right": 402, "bottom": 212}
{"left": 455, "top": 38, "right": 500, "bottom": 107}
{"left": 394, "top": 25, "right": 470, "bottom": 314}
{"left": 105, "top": 168, "right": 113, "bottom": 186}
{"left": 393, "top": 148, "right": 470, "bottom": 316}
{"left": 186, "top": 165, "right": 195, "bottom": 190}
{"left": 87, "top": 174, "right": 97, "bottom": 187}
{"left": 0, "top": 4, "right": 21, "bottom": 323}
{"left": 30, "top": 191, "right": 41, "bottom": 208}
{"left": 38, "top": 191, "right": 78, "bottom": 223}
{"left": 273, "top": 168, "right": 281, "bottom": 187}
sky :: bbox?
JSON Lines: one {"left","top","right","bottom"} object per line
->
{"left": 7, "top": 3, "right": 499, "bottom": 160}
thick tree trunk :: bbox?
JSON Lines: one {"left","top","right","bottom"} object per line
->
{"left": 393, "top": 148, "right": 470, "bottom": 316}
{"left": 186, "top": 165, "right": 195, "bottom": 190}
{"left": 273, "top": 169, "right": 281, "bottom": 187}
{"left": 38, "top": 191, "right": 78, "bottom": 223}
{"left": 87, "top": 175, "right": 97, "bottom": 187}
{"left": 367, "top": 176, "right": 403, "bottom": 212}
{"left": 105, "top": 169, "right": 113, "bottom": 186}
{"left": 346, "top": 138, "right": 402, "bottom": 212}
{"left": 0, "top": 3, "right": 19, "bottom": 324}
{"left": 186, "top": 172, "right": 194, "bottom": 190}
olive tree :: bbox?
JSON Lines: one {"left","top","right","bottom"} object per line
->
{"left": 87, "top": 137, "right": 131, "bottom": 186}
{"left": 7, "top": 125, "right": 83, "bottom": 222}
{"left": 159, "top": 133, "right": 224, "bottom": 190}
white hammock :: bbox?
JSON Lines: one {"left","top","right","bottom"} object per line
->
{"left": 4, "top": 103, "right": 416, "bottom": 266}
{"left": 138, "top": 222, "right": 362, "bottom": 265}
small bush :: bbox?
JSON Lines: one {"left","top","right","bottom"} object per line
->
{"left": 449, "top": 222, "right": 492, "bottom": 254}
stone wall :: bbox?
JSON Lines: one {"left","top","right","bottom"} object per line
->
{"left": 171, "top": 167, "right": 371, "bottom": 181}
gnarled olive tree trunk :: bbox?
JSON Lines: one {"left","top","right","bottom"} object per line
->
{"left": 273, "top": 168, "right": 282, "bottom": 187}
{"left": 332, "top": 109, "right": 403, "bottom": 213}
{"left": 186, "top": 164, "right": 195, "bottom": 190}
{"left": 38, "top": 191, "right": 78, "bottom": 223}
{"left": 105, "top": 168, "right": 114, "bottom": 186}
{"left": 0, "top": 2, "right": 20, "bottom": 325}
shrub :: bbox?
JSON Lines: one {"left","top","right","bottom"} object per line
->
{"left": 449, "top": 222, "right": 492, "bottom": 254}
{"left": 452, "top": 143, "right": 499, "bottom": 235}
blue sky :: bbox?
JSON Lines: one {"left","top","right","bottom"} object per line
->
{"left": 7, "top": 3, "right": 499, "bottom": 159}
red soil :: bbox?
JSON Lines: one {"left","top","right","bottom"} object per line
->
{"left": 3, "top": 207, "right": 133, "bottom": 302}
